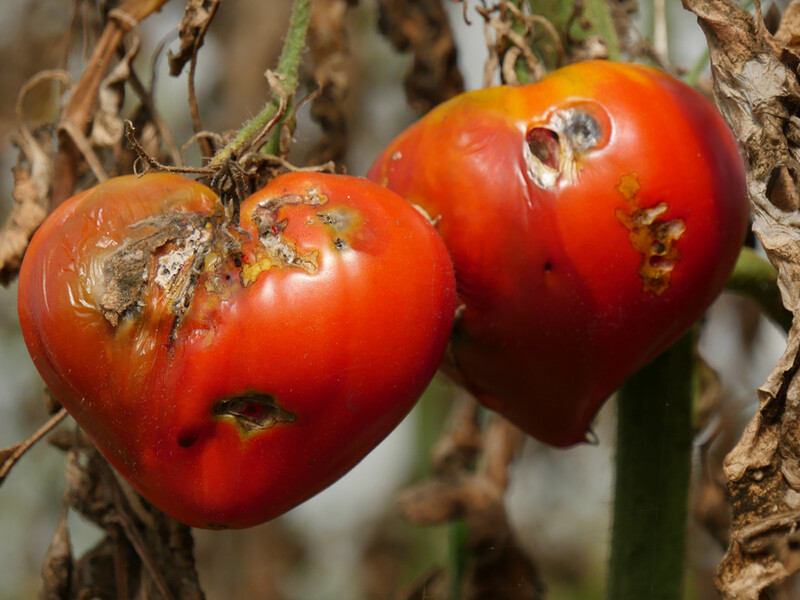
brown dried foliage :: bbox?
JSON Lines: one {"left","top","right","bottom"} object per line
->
{"left": 682, "top": 0, "right": 800, "bottom": 596}
{"left": 396, "top": 396, "right": 546, "bottom": 600}
{"left": 305, "top": 0, "right": 357, "bottom": 165}
{"left": 376, "top": 0, "right": 465, "bottom": 113}
{"left": 43, "top": 429, "right": 205, "bottom": 600}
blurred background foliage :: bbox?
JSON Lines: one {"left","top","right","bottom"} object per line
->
{"left": 0, "top": 1, "right": 789, "bottom": 598}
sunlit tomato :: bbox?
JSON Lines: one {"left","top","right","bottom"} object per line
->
{"left": 18, "top": 172, "right": 455, "bottom": 528}
{"left": 368, "top": 60, "right": 749, "bottom": 447}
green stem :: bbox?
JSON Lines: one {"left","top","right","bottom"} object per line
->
{"left": 526, "top": 0, "right": 620, "bottom": 64}
{"left": 509, "top": 0, "right": 531, "bottom": 84}
{"left": 448, "top": 518, "right": 469, "bottom": 600}
{"left": 207, "top": 0, "right": 310, "bottom": 169}
{"left": 606, "top": 331, "right": 695, "bottom": 600}
{"left": 726, "top": 246, "right": 791, "bottom": 333}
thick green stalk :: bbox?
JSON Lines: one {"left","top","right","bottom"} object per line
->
{"left": 726, "top": 246, "right": 791, "bottom": 333}
{"left": 606, "top": 331, "right": 695, "bottom": 600}
{"left": 448, "top": 518, "right": 469, "bottom": 600}
{"left": 527, "top": 0, "right": 620, "bottom": 64}
{"left": 207, "top": 0, "right": 310, "bottom": 169}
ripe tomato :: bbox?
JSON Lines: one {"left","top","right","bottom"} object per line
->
{"left": 18, "top": 172, "right": 455, "bottom": 528}
{"left": 368, "top": 60, "right": 749, "bottom": 447}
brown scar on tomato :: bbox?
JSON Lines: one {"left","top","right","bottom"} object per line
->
{"left": 244, "top": 191, "right": 327, "bottom": 283}
{"left": 614, "top": 173, "right": 686, "bottom": 296}
{"left": 100, "top": 212, "right": 209, "bottom": 326}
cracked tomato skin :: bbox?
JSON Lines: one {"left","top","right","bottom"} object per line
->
{"left": 18, "top": 172, "right": 455, "bottom": 528}
{"left": 368, "top": 60, "right": 749, "bottom": 447}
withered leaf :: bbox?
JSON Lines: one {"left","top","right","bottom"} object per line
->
{"left": 0, "top": 166, "right": 48, "bottom": 286}
{"left": 375, "top": 0, "right": 465, "bottom": 112}
{"left": 306, "top": 0, "right": 355, "bottom": 164}
{"left": 39, "top": 508, "right": 72, "bottom": 600}
{"left": 682, "top": 0, "right": 800, "bottom": 596}
{"left": 167, "top": 0, "right": 212, "bottom": 77}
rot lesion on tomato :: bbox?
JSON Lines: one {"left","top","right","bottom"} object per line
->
{"left": 95, "top": 189, "right": 339, "bottom": 337}
{"left": 211, "top": 392, "right": 297, "bottom": 437}
{"left": 614, "top": 172, "right": 686, "bottom": 296}
{"left": 523, "top": 102, "right": 611, "bottom": 189}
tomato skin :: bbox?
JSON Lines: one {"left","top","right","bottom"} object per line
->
{"left": 368, "top": 60, "right": 749, "bottom": 447}
{"left": 18, "top": 172, "right": 455, "bottom": 528}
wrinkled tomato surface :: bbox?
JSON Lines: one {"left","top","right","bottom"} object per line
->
{"left": 18, "top": 172, "right": 456, "bottom": 528}
{"left": 369, "top": 60, "right": 749, "bottom": 447}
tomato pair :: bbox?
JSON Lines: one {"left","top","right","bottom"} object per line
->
{"left": 369, "top": 60, "right": 749, "bottom": 447}
{"left": 17, "top": 59, "right": 748, "bottom": 528}
{"left": 17, "top": 172, "right": 456, "bottom": 528}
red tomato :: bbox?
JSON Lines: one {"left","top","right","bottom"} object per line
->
{"left": 18, "top": 172, "right": 455, "bottom": 528}
{"left": 368, "top": 60, "right": 749, "bottom": 447}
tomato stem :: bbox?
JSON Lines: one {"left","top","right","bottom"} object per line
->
{"left": 606, "top": 330, "right": 695, "bottom": 600}
{"left": 448, "top": 518, "right": 469, "bottom": 600}
{"left": 725, "top": 246, "right": 791, "bottom": 333}
{"left": 526, "top": 0, "right": 620, "bottom": 63}
{"left": 207, "top": 0, "right": 310, "bottom": 170}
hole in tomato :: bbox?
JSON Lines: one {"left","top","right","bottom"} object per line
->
{"left": 526, "top": 128, "right": 560, "bottom": 170}
{"left": 544, "top": 262, "right": 553, "bottom": 272}
{"left": 212, "top": 392, "right": 296, "bottom": 434}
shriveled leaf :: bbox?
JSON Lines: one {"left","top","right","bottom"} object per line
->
{"left": 89, "top": 30, "right": 141, "bottom": 150}
{"left": 167, "top": 0, "right": 212, "bottom": 76}
{"left": 0, "top": 166, "right": 48, "bottom": 285}
{"left": 306, "top": 0, "right": 355, "bottom": 164}
{"left": 38, "top": 508, "right": 72, "bottom": 600}
{"left": 375, "top": 0, "right": 464, "bottom": 112}
{"left": 682, "top": 0, "right": 800, "bottom": 596}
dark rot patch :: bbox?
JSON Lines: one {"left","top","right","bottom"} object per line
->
{"left": 614, "top": 173, "right": 686, "bottom": 296}
{"left": 562, "top": 108, "right": 603, "bottom": 153}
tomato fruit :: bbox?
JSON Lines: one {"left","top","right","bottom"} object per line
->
{"left": 368, "top": 60, "right": 749, "bottom": 447}
{"left": 18, "top": 172, "right": 455, "bottom": 528}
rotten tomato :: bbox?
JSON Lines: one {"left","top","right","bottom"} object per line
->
{"left": 368, "top": 60, "right": 749, "bottom": 447}
{"left": 18, "top": 171, "right": 456, "bottom": 528}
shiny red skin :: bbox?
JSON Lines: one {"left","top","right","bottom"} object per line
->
{"left": 18, "top": 172, "right": 455, "bottom": 528}
{"left": 368, "top": 60, "right": 749, "bottom": 447}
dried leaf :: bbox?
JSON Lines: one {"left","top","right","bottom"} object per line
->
{"left": 397, "top": 404, "right": 541, "bottom": 600}
{"left": 306, "top": 0, "right": 355, "bottom": 164}
{"left": 167, "top": 0, "right": 212, "bottom": 77}
{"left": 0, "top": 166, "right": 48, "bottom": 285}
{"left": 38, "top": 508, "right": 72, "bottom": 600}
{"left": 89, "top": 29, "right": 141, "bottom": 150}
{"left": 375, "top": 0, "right": 464, "bottom": 112}
{"left": 53, "top": 0, "right": 169, "bottom": 208}
{"left": 681, "top": 0, "right": 800, "bottom": 596}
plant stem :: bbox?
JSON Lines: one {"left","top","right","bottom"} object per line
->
{"left": 527, "top": 0, "right": 620, "bottom": 63}
{"left": 726, "top": 246, "right": 791, "bottom": 333}
{"left": 448, "top": 518, "right": 469, "bottom": 600}
{"left": 606, "top": 331, "right": 695, "bottom": 600}
{"left": 207, "top": 0, "right": 310, "bottom": 170}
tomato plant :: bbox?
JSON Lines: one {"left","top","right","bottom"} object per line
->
{"left": 17, "top": 171, "right": 456, "bottom": 529}
{"left": 368, "top": 60, "right": 749, "bottom": 447}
